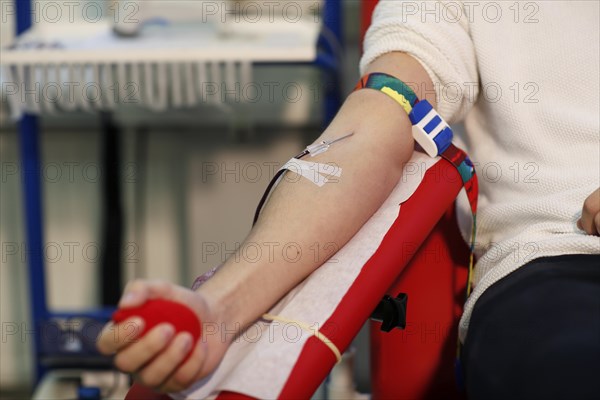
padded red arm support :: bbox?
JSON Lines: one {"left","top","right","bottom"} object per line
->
{"left": 276, "top": 159, "right": 464, "bottom": 399}
{"left": 370, "top": 206, "right": 468, "bottom": 400}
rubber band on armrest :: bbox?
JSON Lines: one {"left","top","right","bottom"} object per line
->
{"left": 261, "top": 313, "right": 342, "bottom": 363}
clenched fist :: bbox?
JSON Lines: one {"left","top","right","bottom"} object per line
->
{"left": 96, "top": 280, "right": 229, "bottom": 393}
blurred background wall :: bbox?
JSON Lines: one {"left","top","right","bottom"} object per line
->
{"left": 0, "top": 0, "right": 365, "bottom": 392}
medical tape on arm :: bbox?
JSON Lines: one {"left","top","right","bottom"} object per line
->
{"left": 252, "top": 133, "right": 352, "bottom": 225}
{"left": 280, "top": 158, "right": 342, "bottom": 187}
{"left": 253, "top": 159, "right": 341, "bottom": 221}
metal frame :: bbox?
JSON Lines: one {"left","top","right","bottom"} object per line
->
{"left": 14, "top": 0, "right": 343, "bottom": 385}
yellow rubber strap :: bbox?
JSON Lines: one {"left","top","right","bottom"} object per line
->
{"left": 261, "top": 313, "right": 342, "bottom": 363}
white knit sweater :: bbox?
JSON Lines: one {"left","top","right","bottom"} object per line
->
{"left": 360, "top": 0, "right": 600, "bottom": 342}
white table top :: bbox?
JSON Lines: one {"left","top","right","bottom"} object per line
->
{"left": 0, "top": 19, "right": 323, "bottom": 117}
{"left": 1, "top": 19, "right": 321, "bottom": 66}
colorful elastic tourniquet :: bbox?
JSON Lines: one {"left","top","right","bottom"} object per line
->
{"left": 354, "top": 72, "right": 419, "bottom": 114}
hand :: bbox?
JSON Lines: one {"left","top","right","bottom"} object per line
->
{"left": 96, "top": 280, "right": 229, "bottom": 393}
{"left": 577, "top": 188, "right": 600, "bottom": 236}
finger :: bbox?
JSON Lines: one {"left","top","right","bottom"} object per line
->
{"left": 135, "top": 332, "right": 194, "bottom": 389}
{"left": 580, "top": 189, "right": 600, "bottom": 235}
{"left": 119, "top": 279, "right": 174, "bottom": 308}
{"left": 97, "top": 318, "right": 145, "bottom": 355}
{"left": 113, "top": 323, "right": 175, "bottom": 373}
{"left": 159, "top": 337, "right": 208, "bottom": 392}
{"left": 594, "top": 213, "right": 600, "bottom": 236}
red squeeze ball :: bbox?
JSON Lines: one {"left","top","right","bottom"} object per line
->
{"left": 112, "top": 299, "right": 202, "bottom": 345}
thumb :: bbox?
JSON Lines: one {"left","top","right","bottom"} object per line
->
{"left": 118, "top": 279, "right": 175, "bottom": 308}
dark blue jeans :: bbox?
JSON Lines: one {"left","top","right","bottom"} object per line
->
{"left": 462, "top": 254, "right": 600, "bottom": 400}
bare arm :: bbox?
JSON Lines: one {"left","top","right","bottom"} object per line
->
{"left": 201, "top": 52, "right": 436, "bottom": 331}
{"left": 97, "top": 52, "right": 435, "bottom": 392}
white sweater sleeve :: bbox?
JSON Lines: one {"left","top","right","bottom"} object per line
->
{"left": 360, "top": 1, "right": 479, "bottom": 123}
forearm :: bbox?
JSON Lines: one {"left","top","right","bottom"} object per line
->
{"left": 198, "top": 52, "right": 435, "bottom": 333}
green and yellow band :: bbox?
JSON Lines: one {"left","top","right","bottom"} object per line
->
{"left": 354, "top": 72, "right": 419, "bottom": 114}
